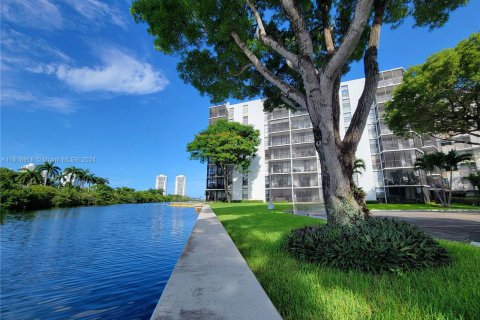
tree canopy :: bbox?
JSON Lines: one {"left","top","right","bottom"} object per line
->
{"left": 131, "top": 0, "right": 468, "bottom": 109}
{"left": 385, "top": 32, "right": 480, "bottom": 141}
{"left": 132, "top": 0, "right": 468, "bottom": 224}
{"left": 187, "top": 119, "right": 260, "bottom": 201}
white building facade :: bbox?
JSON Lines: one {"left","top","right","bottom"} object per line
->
{"left": 155, "top": 175, "right": 167, "bottom": 194}
{"left": 205, "top": 68, "right": 479, "bottom": 203}
{"left": 175, "top": 175, "right": 187, "bottom": 196}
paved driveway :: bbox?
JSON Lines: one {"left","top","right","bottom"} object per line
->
{"left": 372, "top": 211, "right": 480, "bottom": 242}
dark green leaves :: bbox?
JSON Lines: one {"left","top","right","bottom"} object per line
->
{"left": 285, "top": 217, "right": 451, "bottom": 274}
{"left": 186, "top": 119, "right": 261, "bottom": 172}
{"left": 385, "top": 32, "right": 479, "bottom": 138}
{"left": 131, "top": 0, "right": 469, "bottom": 106}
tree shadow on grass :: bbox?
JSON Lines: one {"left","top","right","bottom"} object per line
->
{"left": 211, "top": 204, "right": 480, "bottom": 320}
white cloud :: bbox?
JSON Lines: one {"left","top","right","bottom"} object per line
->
{"left": 64, "top": 0, "right": 128, "bottom": 29}
{"left": 1, "top": 0, "right": 63, "bottom": 30}
{"left": 40, "top": 48, "right": 169, "bottom": 95}
{"left": 0, "top": 89, "right": 75, "bottom": 114}
{"left": 1, "top": 29, "right": 72, "bottom": 70}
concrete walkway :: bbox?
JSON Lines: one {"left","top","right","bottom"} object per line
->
{"left": 150, "top": 205, "right": 282, "bottom": 320}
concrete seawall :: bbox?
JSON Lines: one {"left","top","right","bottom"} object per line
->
{"left": 150, "top": 205, "right": 282, "bottom": 320}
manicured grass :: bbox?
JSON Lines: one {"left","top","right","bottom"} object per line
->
{"left": 368, "top": 203, "right": 479, "bottom": 210}
{"left": 211, "top": 203, "right": 480, "bottom": 320}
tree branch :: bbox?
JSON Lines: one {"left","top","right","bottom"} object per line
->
{"left": 280, "top": 0, "right": 314, "bottom": 58}
{"left": 341, "top": 1, "right": 387, "bottom": 161}
{"left": 280, "top": 95, "right": 306, "bottom": 111}
{"left": 341, "top": 46, "right": 379, "bottom": 159}
{"left": 324, "top": 0, "right": 374, "bottom": 77}
{"left": 317, "top": 0, "right": 335, "bottom": 54}
{"left": 246, "top": 0, "right": 300, "bottom": 69}
{"left": 232, "top": 63, "right": 253, "bottom": 77}
{"left": 231, "top": 31, "right": 307, "bottom": 109}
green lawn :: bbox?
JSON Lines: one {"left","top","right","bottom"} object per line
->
{"left": 368, "top": 203, "right": 479, "bottom": 211}
{"left": 211, "top": 203, "right": 480, "bottom": 320}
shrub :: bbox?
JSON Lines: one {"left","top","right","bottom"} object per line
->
{"left": 365, "top": 200, "right": 379, "bottom": 204}
{"left": 26, "top": 185, "right": 57, "bottom": 210}
{"left": 52, "top": 187, "right": 84, "bottom": 207}
{"left": 450, "top": 197, "right": 480, "bottom": 206}
{"left": 285, "top": 217, "right": 451, "bottom": 274}
{"left": 0, "top": 187, "right": 31, "bottom": 211}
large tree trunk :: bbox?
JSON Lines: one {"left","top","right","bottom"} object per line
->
{"left": 302, "top": 47, "right": 378, "bottom": 225}
{"left": 313, "top": 126, "right": 364, "bottom": 224}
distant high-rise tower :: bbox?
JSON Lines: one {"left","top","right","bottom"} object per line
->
{"left": 175, "top": 175, "right": 186, "bottom": 196}
{"left": 156, "top": 175, "right": 167, "bottom": 194}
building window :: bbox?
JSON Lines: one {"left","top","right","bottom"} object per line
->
{"left": 228, "top": 107, "right": 234, "bottom": 120}
{"left": 243, "top": 105, "right": 248, "bottom": 115}
{"left": 242, "top": 189, "right": 248, "bottom": 199}
{"left": 342, "top": 99, "right": 351, "bottom": 112}
{"left": 242, "top": 174, "right": 248, "bottom": 186}
{"left": 243, "top": 116, "right": 248, "bottom": 124}
{"left": 341, "top": 85, "right": 349, "bottom": 98}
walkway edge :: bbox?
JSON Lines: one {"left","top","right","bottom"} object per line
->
{"left": 150, "top": 205, "right": 282, "bottom": 320}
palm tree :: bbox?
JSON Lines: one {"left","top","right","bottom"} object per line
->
{"left": 62, "top": 166, "right": 82, "bottom": 185}
{"left": 75, "top": 169, "right": 89, "bottom": 188}
{"left": 443, "top": 150, "right": 472, "bottom": 206}
{"left": 36, "top": 161, "right": 61, "bottom": 185}
{"left": 415, "top": 150, "right": 472, "bottom": 207}
{"left": 353, "top": 159, "right": 366, "bottom": 175}
{"left": 96, "top": 177, "right": 109, "bottom": 186}
{"left": 415, "top": 154, "right": 445, "bottom": 205}
{"left": 17, "top": 168, "right": 42, "bottom": 186}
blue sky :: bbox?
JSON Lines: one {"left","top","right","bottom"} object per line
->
{"left": 1, "top": 0, "right": 479, "bottom": 198}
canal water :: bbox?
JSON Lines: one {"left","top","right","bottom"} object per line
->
{"left": 1, "top": 203, "right": 198, "bottom": 319}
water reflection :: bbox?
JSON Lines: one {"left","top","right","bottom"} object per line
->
{"left": 1, "top": 203, "right": 197, "bottom": 320}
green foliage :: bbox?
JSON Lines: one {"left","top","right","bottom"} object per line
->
{"left": 450, "top": 197, "right": 480, "bottom": 206}
{"left": 0, "top": 166, "right": 187, "bottom": 212}
{"left": 130, "top": 0, "right": 468, "bottom": 107}
{"left": 414, "top": 150, "right": 472, "bottom": 206}
{"left": 285, "top": 217, "right": 451, "bottom": 274}
{"left": 385, "top": 32, "right": 479, "bottom": 138}
{"left": 352, "top": 158, "right": 366, "bottom": 175}
{"left": 187, "top": 119, "right": 260, "bottom": 172}
{"left": 52, "top": 187, "right": 85, "bottom": 208}
{"left": 36, "top": 161, "right": 61, "bottom": 185}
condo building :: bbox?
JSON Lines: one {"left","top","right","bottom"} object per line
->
{"left": 155, "top": 175, "right": 167, "bottom": 194}
{"left": 175, "top": 175, "right": 187, "bottom": 196}
{"left": 205, "top": 67, "right": 479, "bottom": 203}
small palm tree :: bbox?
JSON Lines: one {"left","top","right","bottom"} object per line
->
{"left": 17, "top": 168, "right": 42, "bottom": 186}
{"left": 353, "top": 159, "right": 366, "bottom": 175}
{"left": 415, "top": 154, "right": 445, "bottom": 205}
{"left": 95, "top": 177, "right": 109, "bottom": 186}
{"left": 62, "top": 167, "right": 82, "bottom": 185}
{"left": 415, "top": 150, "right": 472, "bottom": 207}
{"left": 36, "top": 161, "right": 61, "bottom": 185}
{"left": 443, "top": 150, "right": 472, "bottom": 206}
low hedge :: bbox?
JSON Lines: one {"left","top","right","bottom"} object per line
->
{"left": 285, "top": 217, "right": 451, "bottom": 274}
{"left": 450, "top": 197, "right": 480, "bottom": 206}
